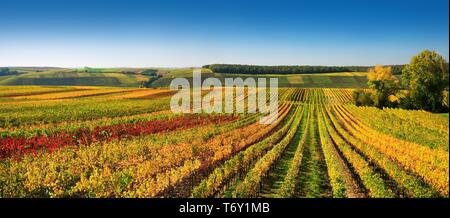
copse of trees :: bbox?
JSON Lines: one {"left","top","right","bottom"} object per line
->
{"left": 140, "top": 69, "right": 158, "bottom": 76}
{"left": 203, "top": 64, "right": 405, "bottom": 75}
{"left": 353, "top": 50, "right": 449, "bottom": 112}
{"left": 353, "top": 65, "right": 400, "bottom": 108}
{"left": 140, "top": 70, "right": 162, "bottom": 88}
{"left": 367, "top": 65, "right": 400, "bottom": 108}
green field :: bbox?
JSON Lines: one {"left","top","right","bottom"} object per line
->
{"left": 150, "top": 68, "right": 369, "bottom": 88}
{"left": 0, "top": 68, "right": 151, "bottom": 87}
{"left": 0, "top": 67, "right": 370, "bottom": 88}
{"left": 438, "top": 113, "right": 449, "bottom": 118}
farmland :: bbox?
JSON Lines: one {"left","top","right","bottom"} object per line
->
{"left": 0, "top": 67, "right": 369, "bottom": 88}
{"left": 0, "top": 85, "right": 447, "bottom": 198}
{"left": 149, "top": 68, "right": 370, "bottom": 88}
{"left": 0, "top": 68, "right": 151, "bottom": 87}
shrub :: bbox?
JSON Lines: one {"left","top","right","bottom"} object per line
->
{"left": 352, "top": 89, "right": 374, "bottom": 106}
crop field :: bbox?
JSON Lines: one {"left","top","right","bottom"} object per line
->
{"left": 150, "top": 68, "right": 370, "bottom": 88}
{"left": 0, "top": 69, "right": 151, "bottom": 87}
{"left": 1, "top": 67, "right": 370, "bottom": 88}
{"left": 0, "top": 86, "right": 448, "bottom": 198}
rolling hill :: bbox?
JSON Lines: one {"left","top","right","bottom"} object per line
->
{"left": 0, "top": 68, "right": 152, "bottom": 87}
{"left": 149, "top": 68, "right": 369, "bottom": 88}
{"left": 0, "top": 67, "right": 370, "bottom": 88}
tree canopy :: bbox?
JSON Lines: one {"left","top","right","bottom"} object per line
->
{"left": 401, "top": 50, "right": 449, "bottom": 112}
{"left": 367, "top": 65, "right": 400, "bottom": 108}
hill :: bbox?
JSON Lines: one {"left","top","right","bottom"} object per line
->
{"left": 0, "top": 67, "right": 370, "bottom": 88}
{"left": 149, "top": 68, "right": 369, "bottom": 88}
{"left": 0, "top": 68, "right": 152, "bottom": 87}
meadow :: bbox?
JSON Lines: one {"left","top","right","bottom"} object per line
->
{"left": 0, "top": 85, "right": 447, "bottom": 198}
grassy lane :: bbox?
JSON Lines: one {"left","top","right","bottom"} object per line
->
{"left": 317, "top": 108, "right": 366, "bottom": 198}
{"left": 295, "top": 106, "right": 332, "bottom": 197}
{"left": 259, "top": 108, "right": 308, "bottom": 197}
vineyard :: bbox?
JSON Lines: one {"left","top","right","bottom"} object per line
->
{"left": 0, "top": 86, "right": 448, "bottom": 198}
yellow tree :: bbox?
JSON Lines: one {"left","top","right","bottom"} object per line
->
{"left": 367, "top": 65, "right": 400, "bottom": 108}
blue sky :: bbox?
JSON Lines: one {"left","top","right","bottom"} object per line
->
{"left": 0, "top": 0, "right": 448, "bottom": 67}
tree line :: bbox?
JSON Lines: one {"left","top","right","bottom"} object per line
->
{"left": 203, "top": 64, "right": 405, "bottom": 75}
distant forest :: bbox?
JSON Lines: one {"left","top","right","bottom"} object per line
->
{"left": 204, "top": 64, "right": 405, "bottom": 75}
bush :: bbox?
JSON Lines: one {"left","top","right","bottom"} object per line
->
{"left": 353, "top": 89, "right": 374, "bottom": 106}
{"left": 141, "top": 69, "right": 158, "bottom": 76}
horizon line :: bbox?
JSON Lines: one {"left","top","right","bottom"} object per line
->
{"left": 2, "top": 63, "right": 411, "bottom": 69}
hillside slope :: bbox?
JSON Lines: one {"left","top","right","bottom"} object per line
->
{"left": 150, "top": 68, "right": 369, "bottom": 88}
{"left": 0, "top": 68, "right": 151, "bottom": 87}
{"left": 0, "top": 67, "right": 369, "bottom": 88}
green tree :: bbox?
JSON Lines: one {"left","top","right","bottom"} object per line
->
{"left": 367, "top": 65, "right": 400, "bottom": 108}
{"left": 402, "top": 50, "right": 449, "bottom": 112}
